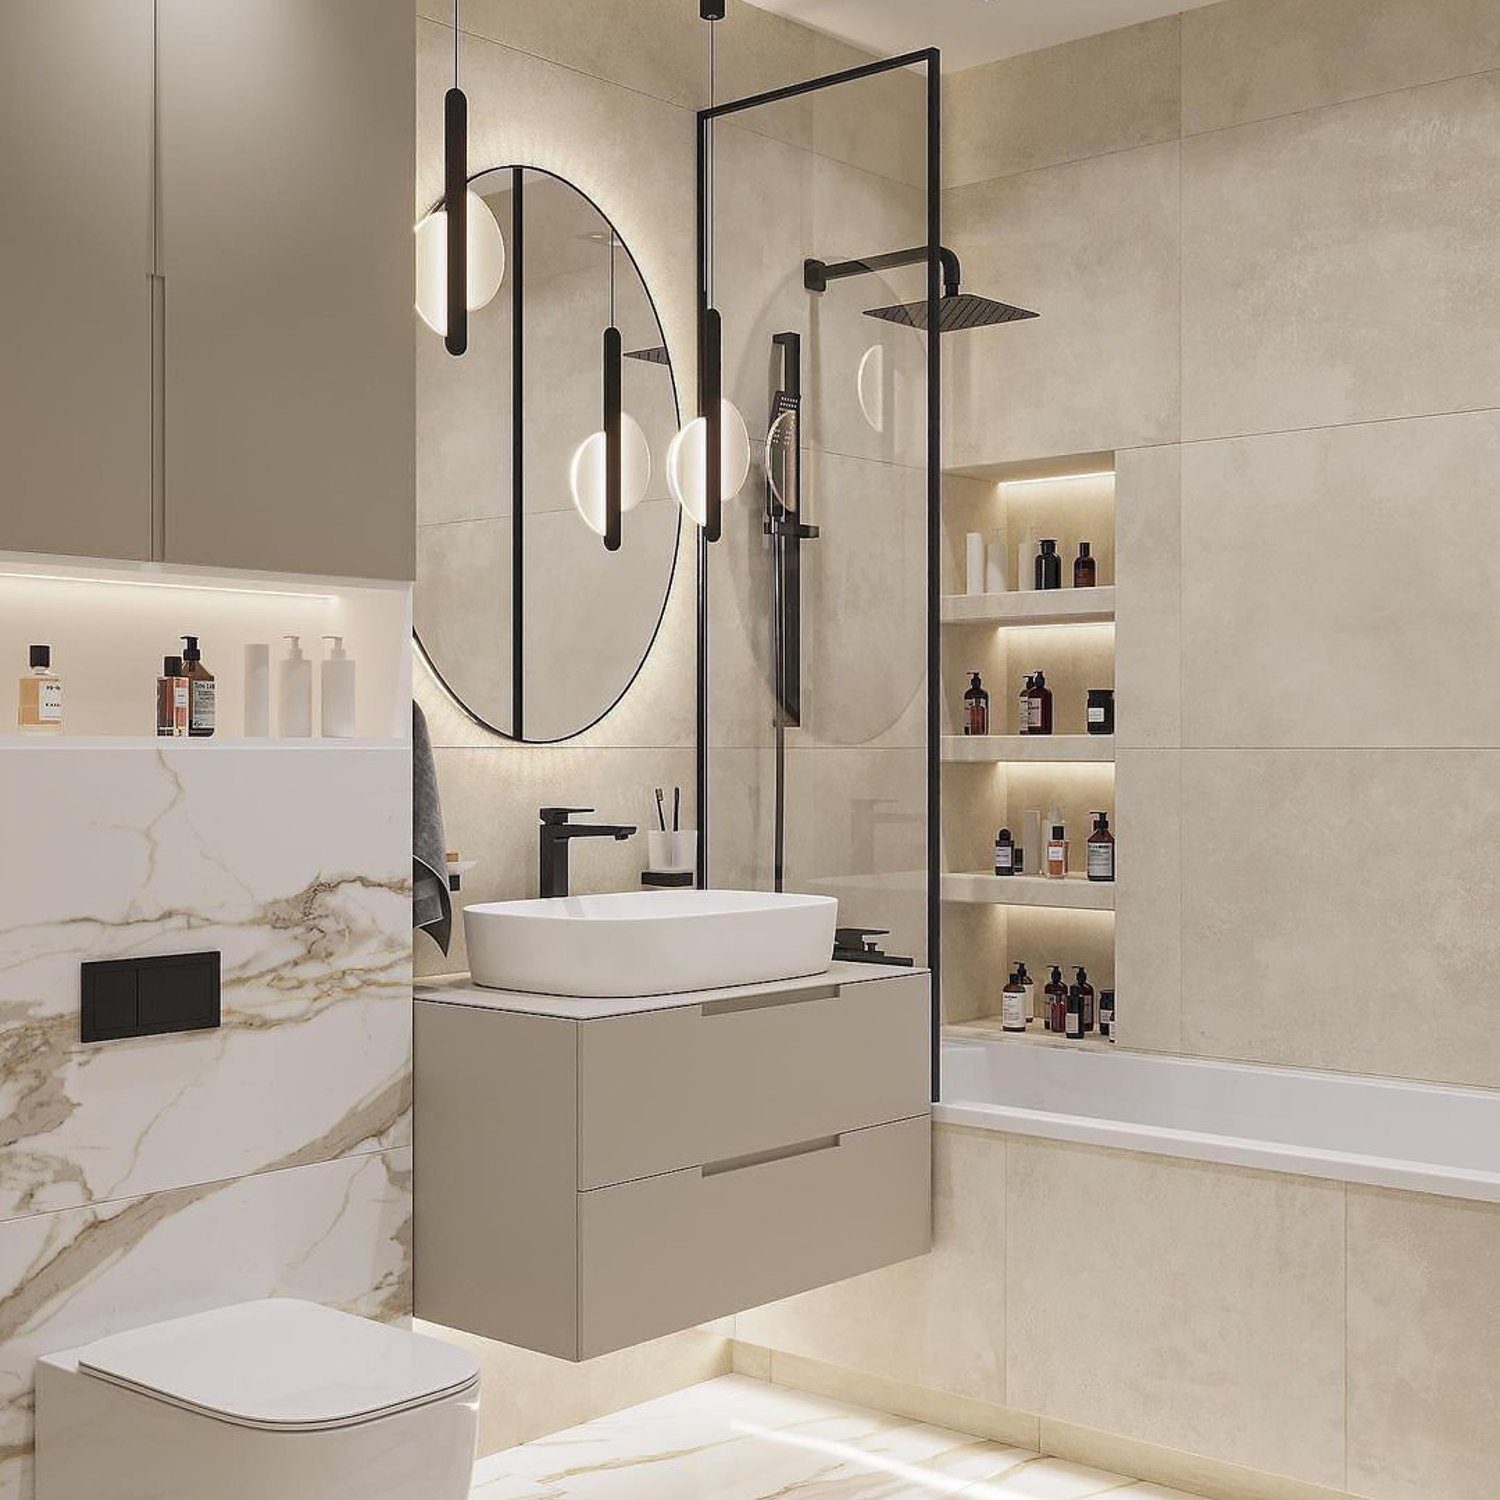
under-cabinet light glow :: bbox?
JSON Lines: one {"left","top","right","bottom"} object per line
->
{"left": 997, "top": 469, "right": 1115, "bottom": 487}
{"left": 0, "top": 572, "right": 337, "bottom": 601}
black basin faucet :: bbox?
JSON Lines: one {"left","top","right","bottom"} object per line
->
{"left": 538, "top": 808, "right": 637, "bottom": 898}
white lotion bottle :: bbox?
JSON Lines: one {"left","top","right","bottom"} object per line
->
{"left": 277, "top": 635, "right": 312, "bottom": 738}
{"left": 320, "top": 635, "right": 357, "bottom": 739}
{"left": 243, "top": 644, "right": 270, "bottom": 737}
{"left": 965, "top": 532, "right": 985, "bottom": 595}
{"left": 985, "top": 529, "right": 1008, "bottom": 593}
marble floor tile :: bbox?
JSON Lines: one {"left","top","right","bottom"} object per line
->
{"left": 470, "top": 1376, "right": 1177, "bottom": 1500}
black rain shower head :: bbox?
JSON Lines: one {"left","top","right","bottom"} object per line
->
{"left": 804, "top": 244, "right": 1037, "bottom": 334}
{"left": 865, "top": 294, "right": 1038, "bottom": 332}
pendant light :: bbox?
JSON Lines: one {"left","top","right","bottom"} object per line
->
{"left": 413, "top": 2, "right": 505, "bottom": 350}
{"left": 570, "top": 236, "right": 651, "bottom": 547}
{"left": 667, "top": 0, "right": 751, "bottom": 542}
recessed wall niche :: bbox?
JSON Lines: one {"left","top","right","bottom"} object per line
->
{"left": 0, "top": 553, "right": 411, "bottom": 743}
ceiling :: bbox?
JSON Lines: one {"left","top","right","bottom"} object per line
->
{"left": 742, "top": 0, "right": 1221, "bottom": 71}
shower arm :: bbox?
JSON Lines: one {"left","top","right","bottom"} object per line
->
{"left": 804, "top": 245, "right": 961, "bottom": 299}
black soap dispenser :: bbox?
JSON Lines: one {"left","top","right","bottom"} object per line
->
{"left": 964, "top": 671, "right": 990, "bottom": 736}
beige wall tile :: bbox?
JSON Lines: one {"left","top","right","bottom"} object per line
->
{"left": 1182, "top": 72, "right": 1500, "bottom": 442}
{"left": 1181, "top": 412, "right": 1500, "bottom": 749}
{"left": 946, "top": 141, "right": 1180, "bottom": 469}
{"left": 736, "top": 1126, "right": 1006, "bottom": 1404}
{"left": 1115, "top": 445, "right": 1180, "bottom": 750}
{"left": 1006, "top": 1139, "right": 1346, "bottom": 1487}
{"left": 946, "top": 18, "right": 1181, "bottom": 188}
{"left": 1182, "top": 0, "right": 1500, "bottom": 135}
{"left": 1115, "top": 750, "right": 1181, "bottom": 1054}
{"left": 1179, "top": 750, "right": 1500, "bottom": 1087}
{"left": 1347, "top": 1187, "right": 1500, "bottom": 1500}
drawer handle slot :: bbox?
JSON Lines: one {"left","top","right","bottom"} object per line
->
{"left": 701, "top": 1134, "right": 842, "bottom": 1177}
{"left": 701, "top": 985, "right": 840, "bottom": 1017}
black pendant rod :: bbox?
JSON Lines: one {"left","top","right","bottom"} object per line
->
{"left": 443, "top": 1, "right": 468, "bottom": 356}
{"left": 603, "top": 325, "right": 622, "bottom": 552}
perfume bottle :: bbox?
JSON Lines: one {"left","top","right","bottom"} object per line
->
{"left": 156, "top": 655, "right": 189, "bottom": 738}
{"left": 1074, "top": 541, "right": 1096, "bottom": 588}
{"left": 18, "top": 645, "right": 62, "bottom": 736}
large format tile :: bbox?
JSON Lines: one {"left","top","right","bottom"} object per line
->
{"left": 1182, "top": 72, "right": 1500, "bottom": 441}
{"left": 1179, "top": 750, "right": 1500, "bottom": 1088}
{"left": 946, "top": 142, "right": 1180, "bottom": 468}
{"left": 1006, "top": 1138, "right": 1346, "bottom": 1488}
{"left": 1182, "top": 0, "right": 1500, "bottom": 135}
{"left": 1347, "top": 1186, "right": 1500, "bottom": 1500}
{"left": 0, "top": 746, "right": 410, "bottom": 1221}
{"left": 736, "top": 1126, "right": 1005, "bottom": 1405}
{"left": 946, "top": 18, "right": 1181, "bottom": 188}
{"left": 1114, "top": 750, "right": 1181, "bottom": 1054}
{"left": 0, "top": 1148, "right": 411, "bottom": 1500}
{"left": 1181, "top": 411, "right": 1500, "bottom": 749}
{"left": 1114, "top": 445, "right": 1180, "bottom": 750}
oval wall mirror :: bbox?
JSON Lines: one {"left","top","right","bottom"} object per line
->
{"left": 416, "top": 166, "right": 680, "bottom": 742}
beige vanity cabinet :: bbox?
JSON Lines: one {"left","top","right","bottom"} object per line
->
{"left": 156, "top": 0, "right": 414, "bottom": 579}
{"left": 414, "top": 964, "right": 933, "bottom": 1361}
{"left": 0, "top": 0, "right": 156, "bottom": 561}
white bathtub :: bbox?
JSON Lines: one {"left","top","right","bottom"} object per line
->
{"left": 934, "top": 1037, "right": 1500, "bottom": 1204}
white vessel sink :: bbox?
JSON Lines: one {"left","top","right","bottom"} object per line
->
{"left": 462, "top": 889, "right": 839, "bottom": 998}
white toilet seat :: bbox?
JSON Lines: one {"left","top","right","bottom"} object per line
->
{"left": 74, "top": 1299, "right": 479, "bottom": 1432}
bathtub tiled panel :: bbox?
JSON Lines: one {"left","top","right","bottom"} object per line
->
{"left": 0, "top": 1148, "right": 412, "bottom": 1500}
{"left": 0, "top": 745, "right": 412, "bottom": 1220}
{"left": 1005, "top": 1139, "right": 1346, "bottom": 1488}
{"left": 1346, "top": 1187, "right": 1500, "bottom": 1500}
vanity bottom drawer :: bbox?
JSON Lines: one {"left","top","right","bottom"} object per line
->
{"left": 576, "top": 1114, "right": 931, "bottom": 1359}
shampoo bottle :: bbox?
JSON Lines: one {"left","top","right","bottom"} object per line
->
{"left": 1065, "top": 985, "right": 1084, "bottom": 1039}
{"left": 278, "top": 636, "right": 312, "bottom": 738}
{"left": 963, "top": 671, "right": 990, "bottom": 736}
{"left": 1002, "top": 968, "right": 1029, "bottom": 1033}
{"left": 180, "top": 636, "right": 215, "bottom": 738}
{"left": 1087, "top": 810, "right": 1116, "bottom": 882}
{"left": 1044, "top": 965, "right": 1067, "bottom": 1032}
{"left": 1035, "top": 539, "right": 1061, "bottom": 590}
{"left": 320, "top": 636, "right": 357, "bottom": 739}
{"left": 1027, "top": 670, "right": 1053, "bottom": 734}
{"left": 1015, "top": 960, "right": 1036, "bottom": 1021}
{"left": 1017, "top": 673, "right": 1035, "bottom": 734}
{"left": 1075, "top": 966, "right": 1096, "bottom": 1032}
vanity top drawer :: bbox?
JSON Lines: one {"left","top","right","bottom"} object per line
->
{"left": 577, "top": 970, "right": 929, "bottom": 1190}
{"left": 577, "top": 1114, "right": 931, "bottom": 1359}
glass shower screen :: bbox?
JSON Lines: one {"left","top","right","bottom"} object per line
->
{"left": 695, "top": 51, "right": 941, "bottom": 1064}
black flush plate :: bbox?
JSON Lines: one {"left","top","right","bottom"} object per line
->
{"left": 80, "top": 952, "right": 221, "bottom": 1043}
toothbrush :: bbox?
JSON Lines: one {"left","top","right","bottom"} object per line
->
{"left": 672, "top": 786, "right": 681, "bottom": 832}
{"left": 654, "top": 787, "right": 667, "bottom": 832}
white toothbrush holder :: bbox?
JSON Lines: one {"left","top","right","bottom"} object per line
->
{"left": 647, "top": 830, "right": 697, "bottom": 875}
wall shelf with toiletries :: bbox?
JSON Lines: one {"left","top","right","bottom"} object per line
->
{"left": 0, "top": 553, "right": 411, "bottom": 743}
{"left": 940, "top": 454, "right": 1118, "bottom": 1038}
{"left": 942, "top": 734, "right": 1114, "bottom": 764}
{"left": 941, "top": 586, "right": 1115, "bottom": 627}
{"left": 942, "top": 872, "right": 1116, "bottom": 912}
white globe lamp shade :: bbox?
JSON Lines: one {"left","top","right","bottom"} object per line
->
{"left": 665, "top": 399, "right": 752, "bottom": 527}
{"left": 569, "top": 414, "right": 652, "bottom": 537}
{"left": 414, "top": 190, "right": 507, "bottom": 336}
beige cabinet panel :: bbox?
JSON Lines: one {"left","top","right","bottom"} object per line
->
{"left": 578, "top": 972, "right": 931, "bottom": 1189}
{"left": 157, "top": 0, "right": 415, "bottom": 579}
{"left": 578, "top": 1116, "right": 932, "bottom": 1360}
{"left": 0, "top": 1, "right": 154, "bottom": 560}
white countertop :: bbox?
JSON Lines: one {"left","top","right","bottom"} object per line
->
{"left": 415, "top": 960, "right": 927, "bottom": 1021}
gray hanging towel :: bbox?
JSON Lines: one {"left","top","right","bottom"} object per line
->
{"left": 412, "top": 702, "right": 452, "bottom": 954}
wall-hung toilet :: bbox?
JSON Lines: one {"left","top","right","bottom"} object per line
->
{"left": 35, "top": 1299, "right": 480, "bottom": 1500}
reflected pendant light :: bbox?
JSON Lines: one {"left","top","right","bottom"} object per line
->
{"left": 570, "top": 236, "right": 651, "bottom": 546}
{"left": 667, "top": 0, "right": 750, "bottom": 542}
{"left": 413, "top": 2, "right": 506, "bottom": 348}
